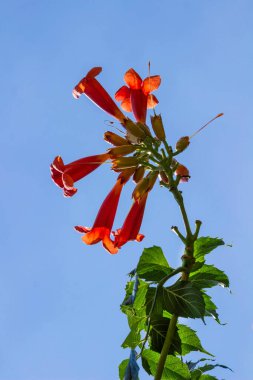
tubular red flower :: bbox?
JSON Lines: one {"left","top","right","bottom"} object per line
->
{"left": 115, "top": 68, "right": 161, "bottom": 123}
{"left": 73, "top": 67, "right": 125, "bottom": 122}
{"left": 50, "top": 153, "right": 109, "bottom": 197}
{"left": 75, "top": 173, "right": 131, "bottom": 254}
{"left": 113, "top": 193, "right": 148, "bottom": 249}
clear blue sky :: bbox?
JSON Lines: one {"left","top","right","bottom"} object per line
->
{"left": 1, "top": 1, "right": 253, "bottom": 379}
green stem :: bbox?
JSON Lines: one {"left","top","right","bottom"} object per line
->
{"left": 154, "top": 314, "right": 178, "bottom": 380}
{"left": 139, "top": 267, "right": 184, "bottom": 357}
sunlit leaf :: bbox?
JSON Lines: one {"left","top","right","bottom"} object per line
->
{"left": 136, "top": 246, "right": 172, "bottom": 281}
{"left": 190, "top": 264, "right": 229, "bottom": 289}
{"left": 142, "top": 349, "right": 191, "bottom": 379}
{"left": 177, "top": 324, "right": 213, "bottom": 356}
{"left": 194, "top": 237, "right": 224, "bottom": 262}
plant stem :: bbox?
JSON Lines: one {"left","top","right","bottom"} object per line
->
{"left": 139, "top": 267, "right": 184, "bottom": 357}
{"left": 154, "top": 314, "right": 178, "bottom": 380}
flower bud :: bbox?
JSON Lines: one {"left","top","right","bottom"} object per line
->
{"left": 112, "top": 156, "right": 139, "bottom": 170}
{"left": 175, "top": 136, "right": 190, "bottom": 152}
{"left": 123, "top": 118, "right": 146, "bottom": 139}
{"left": 133, "top": 166, "right": 145, "bottom": 183}
{"left": 159, "top": 171, "right": 169, "bottom": 184}
{"left": 104, "top": 131, "right": 128, "bottom": 146}
{"left": 132, "top": 177, "right": 150, "bottom": 200}
{"left": 118, "top": 167, "right": 136, "bottom": 183}
{"left": 150, "top": 114, "right": 166, "bottom": 141}
{"left": 132, "top": 172, "right": 158, "bottom": 200}
{"left": 147, "top": 172, "right": 159, "bottom": 191}
{"left": 136, "top": 122, "right": 152, "bottom": 137}
{"left": 175, "top": 164, "right": 190, "bottom": 182}
{"left": 108, "top": 145, "right": 137, "bottom": 158}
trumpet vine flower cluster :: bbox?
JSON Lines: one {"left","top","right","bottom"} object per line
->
{"left": 50, "top": 66, "right": 229, "bottom": 380}
{"left": 50, "top": 66, "right": 203, "bottom": 254}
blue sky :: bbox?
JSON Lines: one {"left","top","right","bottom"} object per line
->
{"left": 1, "top": 1, "right": 253, "bottom": 379}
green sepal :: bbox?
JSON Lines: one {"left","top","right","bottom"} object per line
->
{"left": 136, "top": 246, "right": 173, "bottom": 281}
{"left": 162, "top": 281, "right": 205, "bottom": 319}
{"left": 194, "top": 237, "right": 225, "bottom": 262}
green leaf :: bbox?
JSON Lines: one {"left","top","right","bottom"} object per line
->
{"left": 177, "top": 324, "right": 213, "bottom": 356}
{"left": 142, "top": 349, "right": 191, "bottom": 379}
{"left": 122, "top": 329, "right": 141, "bottom": 349}
{"left": 134, "top": 280, "right": 149, "bottom": 312}
{"left": 119, "top": 359, "right": 129, "bottom": 380}
{"left": 149, "top": 316, "right": 181, "bottom": 355}
{"left": 190, "top": 264, "right": 229, "bottom": 289}
{"left": 198, "top": 362, "right": 232, "bottom": 373}
{"left": 162, "top": 281, "right": 205, "bottom": 319}
{"left": 194, "top": 237, "right": 225, "bottom": 262}
{"left": 202, "top": 293, "right": 223, "bottom": 324}
{"left": 145, "top": 286, "right": 164, "bottom": 318}
{"left": 190, "top": 369, "right": 202, "bottom": 380}
{"left": 136, "top": 246, "right": 172, "bottom": 281}
{"left": 199, "top": 375, "right": 218, "bottom": 380}
{"left": 121, "top": 280, "right": 134, "bottom": 308}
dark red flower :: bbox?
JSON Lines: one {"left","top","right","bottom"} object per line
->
{"left": 113, "top": 193, "right": 148, "bottom": 250}
{"left": 115, "top": 68, "right": 161, "bottom": 123}
{"left": 75, "top": 171, "right": 133, "bottom": 254}
{"left": 50, "top": 153, "right": 109, "bottom": 197}
{"left": 73, "top": 67, "right": 125, "bottom": 122}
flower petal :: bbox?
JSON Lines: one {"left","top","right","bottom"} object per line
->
{"left": 142, "top": 75, "right": 161, "bottom": 94}
{"left": 115, "top": 85, "right": 130, "bottom": 101}
{"left": 121, "top": 98, "right": 132, "bottom": 112}
{"left": 147, "top": 94, "right": 159, "bottom": 109}
{"left": 86, "top": 67, "right": 102, "bottom": 78}
{"left": 114, "top": 193, "right": 148, "bottom": 249}
{"left": 124, "top": 68, "right": 142, "bottom": 89}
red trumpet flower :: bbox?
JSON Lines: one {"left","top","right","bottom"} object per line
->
{"left": 115, "top": 68, "right": 161, "bottom": 123}
{"left": 113, "top": 193, "right": 148, "bottom": 250}
{"left": 50, "top": 153, "right": 109, "bottom": 197}
{"left": 75, "top": 171, "right": 133, "bottom": 254}
{"left": 73, "top": 67, "right": 125, "bottom": 122}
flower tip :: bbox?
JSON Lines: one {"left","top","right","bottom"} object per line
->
{"left": 72, "top": 89, "right": 81, "bottom": 99}
{"left": 216, "top": 113, "right": 224, "bottom": 118}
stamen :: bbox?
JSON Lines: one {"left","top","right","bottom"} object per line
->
{"left": 189, "top": 113, "right": 224, "bottom": 139}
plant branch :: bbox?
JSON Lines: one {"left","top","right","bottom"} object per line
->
{"left": 139, "top": 267, "right": 184, "bottom": 357}
{"left": 154, "top": 314, "right": 178, "bottom": 380}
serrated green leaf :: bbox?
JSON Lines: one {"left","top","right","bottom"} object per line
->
{"left": 122, "top": 325, "right": 141, "bottom": 349}
{"left": 177, "top": 324, "right": 213, "bottom": 356}
{"left": 149, "top": 316, "right": 181, "bottom": 355}
{"left": 134, "top": 280, "right": 149, "bottom": 312}
{"left": 121, "top": 281, "right": 134, "bottom": 307}
{"left": 162, "top": 281, "right": 205, "bottom": 319}
{"left": 119, "top": 359, "right": 129, "bottom": 380}
{"left": 190, "top": 264, "right": 229, "bottom": 289}
{"left": 136, "top": 246, "right": 172, "bottom": 281}
{"left": 146, "top": 286, "right": 164, "bottom": 318}
{"left": 202, "top": 293, "right": 223, "bottom": 324}
{"left": 198, "top": 362, "right": 232, "bottom": 373}
{"left": 142, "top": 349, "right": 191, "bottom": 379}
{"left": 194, "top": 237, "right": 224, "bottom": 262}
